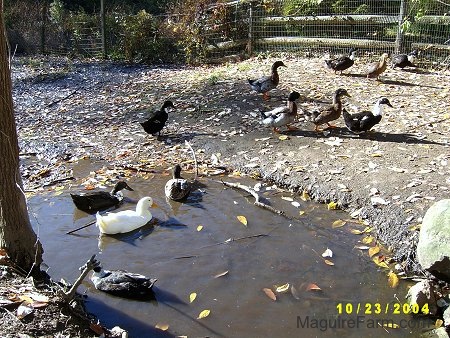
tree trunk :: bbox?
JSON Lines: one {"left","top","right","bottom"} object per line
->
{"left": 0, "top": 4, "right": 43, "bottom": 276}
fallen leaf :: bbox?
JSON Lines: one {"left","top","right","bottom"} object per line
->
{"left": 262, "top": 288, "right": 277, "bottom": 301}
{"left": 306, "top": 283, "right": 321, "bottom": 291}
{"left": 197, "top": 225, "right": 203, "bottom": 231}
{"left": 332, "top": 219, "right": 346, "bottom": 228}
{"left": 237, "top": 215, "right": 247, "bottom": 226}
{"left": 388, "top": 271, "right": 399, "bottom": 288}
{"left": 214, "top": 270, "right": 229, "bottom": 278}
{"left": 155, "top": 323, "right": 169, "bottom": 331}
{"left": 281, "top": 196, "right": 294, "bottom": 202}
{"left": 278, "top": 135, "right": 289, "bottom": 140}
{"left": 299, "top": 210, "right": 306, "bottom": 216}
{"left": 362, "top": 235, "right": 375, "bottom": 244}
{"left": 16, "top": 304, "right": 33, "bottom": 319}
{"left": 373, "top": 256, "right": 390, "bottom": 269}
{"left": 300, "top": 190, "right": 311, "bottom": 201}
{"left": 368, "top": 246, "right": 380, "bottom": 257}
{"left": 275, "top": 283, "right": 290, "bottom": 293}
{"left": 327, "top": 201, "right": 338, "bottom": 210}
{"left": 322, "top": 248, "right": 333, "bottom": 258}
{"left": 354, "top": 245, "right": 370, "bottom": 250}
{"left": 350, "top": 229, "right": 363, "bottom": 234}
{"left": 189, "top": 292, "right": 197, "bottom": 303}
{"left": 197, "top": 309, "right": 211, "bottom": 319}
{"left": 435, "top": 319, "right": 444, "bottom": 328}
{"left": 324, "top": 259, "right": 335, "bottom": 266}
{"left": 291, "top": 201, "right": 301, "bottom": 208}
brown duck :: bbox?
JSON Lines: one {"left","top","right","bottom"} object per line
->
{"left": 367, "top": 53, "right": 389, "bottom": 80}
{"left": 304, "top": 88, "right": 351, "bottom": 132}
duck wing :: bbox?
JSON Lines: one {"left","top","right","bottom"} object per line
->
{"left": 96, "top": 211, "right": 151, "bottom": 234}
{"left": 313, "top": 105, "right": 341, "bottom": 125}
{"left": 165, "top": 178, "right": 191, "bottom": 201}
{"left": 71, "top": 191, "right": 120, "bottom": 213}
{"left": 326, "top": 56, "right": 353, "bottom": 71}
{"left": 260, "top": 106, "right": 288, "bottom": 127}
{"left": 248, "top": 75, "right": 274, "bottom": 93}
{"left": 358, "top": 113, "right": 382, "bottom": 131}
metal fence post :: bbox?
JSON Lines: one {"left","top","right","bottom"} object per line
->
{"left": 395, "top": 0, "right": 407, "bottom": 54}
{"left": 100, "top": 0, "right": 106, "bottom": 58}
{"left": 247, "top": 1, "right": 253, "bottom": 57}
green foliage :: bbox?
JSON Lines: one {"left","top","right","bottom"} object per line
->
{"left": 282, "top": 0, "right": 324, "bottom": 16}
{"left": 49, "top": 0, "right": 65, "bottom": 25}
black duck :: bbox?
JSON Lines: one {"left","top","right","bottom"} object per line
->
{"left": 343, "top": 97, "right": 393, "bottom": 134}
{"left": 140, "top": 100, "right": 175, "bottom": 136}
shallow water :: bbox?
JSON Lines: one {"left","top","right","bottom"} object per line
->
{"left": 29, "top": 169, "right": 432, "bottom": 338}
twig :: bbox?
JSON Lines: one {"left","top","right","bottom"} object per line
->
{"left": 46, "top": 90, "right": 79, "bottom": 108}
{"left": 409, "top": 116, "right": 450, "bottom": 131}
{"left": 220, "top": 180, "right": 284, "bottom": 215}
{"left": 61, "top": 255, "right": 100, "bottom": 300}
{"left": 66, "top": 220, "right": 96, "bottom": 235}
{"left": 42, "top": 176, "right": 75, "bottom": 187}
{"left": 185, "top": 140, "right": 198, "bottom": 179}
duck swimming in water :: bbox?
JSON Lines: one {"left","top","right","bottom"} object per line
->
{"left": 260, "top": 91, "right": 301, "bottom": 133}
{"left": 95, "top": 196, "right": 154, "bottom": 235}
{"left": 70, "top": 181, "right": 134, "bottom": 213}
{"left": 304, "top": 88, "right": 351, "bottom": 132}
{"left": 325, "top": 48, "right": 357, "bottom": 75}
{"left": 165, "top": 164, "right": 192, "bottom": 201}
{"left": 248, "top": 61, "right": 286, "bottom": 100}
{"left": 140, "top": 100, "right": 175, "bottom": 136}
{"left": 343, "top": 97, "right": 393, "bottom": 134}
{"left": 91, "top": 265, "right": 157, "bottom": 299}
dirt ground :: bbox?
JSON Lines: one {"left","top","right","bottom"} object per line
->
{"left": 3, "top": 55, "right": 450, "bottom": 336}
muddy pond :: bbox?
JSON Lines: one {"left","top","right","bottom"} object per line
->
{"left": 29, "top": 163, "right": 432, "bottom": 338}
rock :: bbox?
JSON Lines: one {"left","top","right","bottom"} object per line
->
{"left": 417, "top": 199, "right": 450, "bottom": 282}
{"left": 444, "top": 306, "right": 450, "bottom": 327}
{"left": 406, "top": 280, "right": 438, "bottom": 315}
{"left": 421, "top": 327, "right": 450, "bottom": 338}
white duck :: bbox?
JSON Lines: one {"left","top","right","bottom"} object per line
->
{"left": 260, "top": 91, "right": 301, "bottom": 133}
{"left": 95, "top": 196, "right": 153, "bottom": 235}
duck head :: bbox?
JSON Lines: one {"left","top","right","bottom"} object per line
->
{"left": 114, "top": 181, "right": 134, "bottom": 192}
{"left": 136, "top": 196, "right": 154, "bottom": 214}
{"left": 173, "top": 164, "right": 183, "bottom": 179}
{"left": 272, "top": 61, "right": 287, "bottom": 70}
{"left": 162, "top": 100, "right": 175, "bottom": 112}
{"left": 335, "top": 88, "right": 351, "bottom": 98}
{"left": 378, "top": 97, "right": 393, "bottom": 108}
{"left": 288, "top": 91, "right": 301, "bottom": 102}
{"left": 92, "top": 265, "right": 107, "bottom": 277}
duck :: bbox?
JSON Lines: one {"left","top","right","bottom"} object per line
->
{"left": 70, "top": 181, "right": 134, "bottom": 213}
{"left": 164, "top": 164, "right": 192, "bottom": 201}
{"left": 304, "top": 88, "right": 351, "bottom": 132}
{"left": 91, "top": 265, "right": 157, "bottom": 299}
{"left": 325, "top": 48, "right": 357, "bottom": 74}
{"left": 95, "top": 196, "right": 154, "bottom": 235}
{"left": 260, "top": 91, "right": 301, "bottom": 133}
{"left": 140, "top": 100, "right": 175, "bottom": 136}
{"left": 343, "top": 97, "right": 393, "bottom": 134}
{"left": 248, "top": 61, "right": 286, "bottom": 100}
{"left": 392, "top": 50, "right": 418, "bottom": 69}
{"left": 367, "top": 53, "right": 389, "bottom": 80}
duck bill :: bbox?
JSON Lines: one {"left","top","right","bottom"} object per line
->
{"left": 151, "top": 201, "right": 158, "bottom": 208}
{"left": 125, "top": 184, "right": 134, "bottom": 191}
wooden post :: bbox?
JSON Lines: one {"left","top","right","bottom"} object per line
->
{"left": 247, "top": 1, "right": 253, "bottom": 57}
{"left": 395, "top": 0, "right": 407, "bottom": 54}
{"left": 100, "top": 0, "right": 106, "bottom": 58}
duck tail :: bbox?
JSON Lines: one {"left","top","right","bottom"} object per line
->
{"left": 260, "top": 110, "right": 268, "bottom": 119}
{"left": 248, "top": 78, "right": 255, "bottom": 86}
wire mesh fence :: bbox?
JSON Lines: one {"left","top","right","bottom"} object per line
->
{"left": 203, "top": 0, "right": 450, "bottom": 67}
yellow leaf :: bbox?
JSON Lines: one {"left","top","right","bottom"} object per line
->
{"left": 332, "top": 219, "right": 346, "bottom": 228}
{"left": 275, "top": 283, "right": 290, "bottom": 293}
{"left": 189, "top": 292, "right": 197, "bottom": 303}
{"left": 300, "top": 190, "right": 311, "bottom": 201}
{"left": 435, "top": 319, "right": 444, "bottom": 328}
{"left": 54, "top": 185, "right": 65, "bottom": 191}
{"left": 388, "top": 271, "right": 399, "bottom": 288}
{"left": 324, "top": 259, "right": 335, "bottom": 266}
{"left": 368, "top": 246, "right": 380, "bottom": 257}
{"left": 278, "top": 135, "right": 289, "bottom": 140}
{"left": 362, "top": 235, "right": 375, "bottom": 244}
{"left": 373, "top": 256, "right": 390, "bottom": 269}
{"left": 262, "top": 288, "right": 277, "bottom": 301}
{"left": 197, "top": 309, "right": 211, "bottom": 319}
{"left": 197, "top": 225, "right": 203, "bottom": 231}
{"left": 327, "top": 201, "right": 338, "bottom": 210}
{"left": 382, "top": 322, "right": 399, "bottom": 329}
{"left": 299, "top": 210, "right": 306, "bottom": 216}
{"left": 363, "top": 226, "right": 373, "bottom": 233}
{"left": 237, "top": 215, "right": 248, "bottom": 226}
{"left": 350, "top": 229, "right": 363, "bottom": 234}
{"left": 155, "top": 323, "right": 169, "bottom": 331}
{"left": 371, "top": 153, "right": 383, "bottom": 157}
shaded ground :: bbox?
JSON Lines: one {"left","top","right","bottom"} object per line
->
{"left": 3, "top": 55, "right": 450, "bottom": 336}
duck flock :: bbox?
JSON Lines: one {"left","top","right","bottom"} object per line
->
{"left": 69, "top": 49, "right": 418, "bottom": 299}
